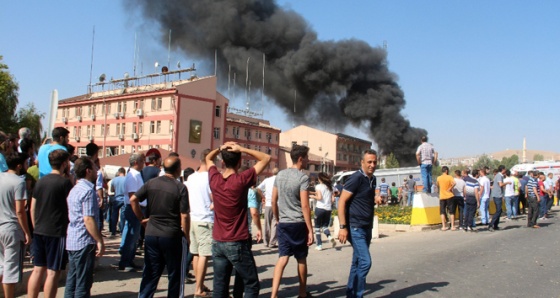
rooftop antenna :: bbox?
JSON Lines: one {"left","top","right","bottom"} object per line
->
{"left": 214, "top": 49, "right": 218, "bottom": 77}
{"left": 245, "top": 57, "right": 250, "bottom": 107}
{"left": 88, "top": 26, "right": 95, "bottom": 94}
{"left": 383, "top": 40, "right": 388, "bottom": 50}
{"left": 233, "top": 72, "right": 236, "bottom": 100}
{"left": 262, "top": 53, "right": 265, "bottom": 106}
{"left": 133, "top": 32, "right": 137, "bottom": 77}
{"left": 177, "top": 61, "right": 181, "bottom": 79}
{"left": 167, "top": 29, "right": 171, "bottom": 68}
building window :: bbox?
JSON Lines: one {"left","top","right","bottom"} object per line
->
{"left": 151, "top": 98, "right": 156, "bottom": 111}
{"left": 169, "top": 120, "right": 173, "bottom": 133}
{"left": 76, "top": 106, "right": 82, "bottom": 117}
{"left": 138, "top": 122, "right": 143, "bottom": 134}
{"left": 133, "top": 122, "right": 137, "bottom": 134}
{"left": 86, "top": 125, "right": 91, "bottom": 137}
{"left": 266, "top": 133, "right": 272, "bottom": 143}
{"left": 213, "top": 127, "right": 220, "bottom": 139}
{"left": 91, "top": 125, "right": 95, "bottom": 137}
{"left": 116, "top": 124, "right": 121, "bottom": 136}
{"left": 157, "top": 97, "right": 163, "bottom": 111}
{"left": 156, "top": 121, "right": 161, "bottom": 134}
{"left": 302, "top": 141, "right": 308, "bottom": 147}
{"left": 101, "top": 124, "right": 105, "bottom": 137}
{"left": 150, "top": 121, "right": 155, "bottom": 134}
{"left": 73, "top": 126, "right": 77, "bottom": 137}
{"left": 291, "top": 141, "right": 297, "bottom": 147}
{"left": 233, "top": 127, "right": 239, "bottom": 138}
{"left": 257, "top": 131, "right": 262, "bottom": 139}
{"left": 215, "top": 105, "right": 221, "bottom": 117}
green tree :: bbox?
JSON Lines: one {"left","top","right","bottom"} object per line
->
{"left": 16, "top": 103, "right": 44, "bottom": 146}
{"left": 499, "top": 154, "right": 519, "bottom": 170}
{"left": 533, "top": 154, "right": 544, "bottom": 161}
{"left": 0, "top": 56, "right": 19, "bottom": 132}
{"left": 473, "top": 154, "right": 496, "bottom": 171}
{"left": 385, "top": 152, "right": 400, "bottom": 169}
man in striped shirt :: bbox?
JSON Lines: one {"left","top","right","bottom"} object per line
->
{"left": 462, "top": 169, "right": 480, "bottom": 231}
{"left": 525, "top": 170, "right": 541, "bottom": 228}
{"left": 65, "top": 157, "right": 105, "bottom": 297}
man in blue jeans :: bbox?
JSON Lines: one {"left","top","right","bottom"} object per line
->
{"left": 206, "top": 142, "right": 270, "bottom": 298}
{"left": 338, "top": 149, "right": 382, "bottom": 298}
{"left": 415, "top": 136, "right": 437, "bottom": 193}
{"left": 65, "top": 157, "right": 105, "bottom": 298}
{"left": 118, "top": 153, "right": 145, "bottom": 271}
{"left": 109, "top": 168, "right": 126, "bottom": 236}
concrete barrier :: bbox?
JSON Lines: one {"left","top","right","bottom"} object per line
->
{"left": 410, "top": 193, "right": 441, "bottom": 225}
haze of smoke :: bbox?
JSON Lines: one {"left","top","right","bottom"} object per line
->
{"left": 126, "top": 0, "right": 427, "bottom": 165}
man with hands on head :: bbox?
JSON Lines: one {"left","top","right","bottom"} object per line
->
{"left": 206, "top": 142, "right": 270, "bottom": 298}
{"left": 338, "top": 149, "right": 381, "bottom": 298}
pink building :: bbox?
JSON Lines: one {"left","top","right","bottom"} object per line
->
{"left": 224, "top": 113, "right": 281, "bottom": 182}
{"left": 55, "top": 73, "right": 228, "bottom": 169}
{"left": 279, "top": 125, "right": 372, "bottom": 174}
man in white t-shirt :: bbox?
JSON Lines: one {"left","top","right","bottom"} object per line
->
{"left": 118, "top": 153, "right": 145, "bottom": 271}
{"left": 257, "top": 168, "right": 279, "bottom": 248}
{"left": 503, "top": 170, "right": 516, "bottom": 220}
{"left": 186, "top": 149, "right": 214, "bottom": 297}
{"left": 478, "top": 168, "right": 491, "bottom": 225}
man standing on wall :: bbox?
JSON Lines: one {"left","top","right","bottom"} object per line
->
{"left": 416, "top": 135, "right": 437, "bottom": 193}
{"left": 338, "top": 149, "right": 382, "bottom": 298}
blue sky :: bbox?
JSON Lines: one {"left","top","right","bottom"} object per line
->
{"left": 1, "top": 1, "right": 559, "bottom": 159}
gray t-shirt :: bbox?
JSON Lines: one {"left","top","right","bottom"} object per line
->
{"left": 274, "top": 168, "right": 309, "bottom": 223}
{"left": 453, "top": 178, "right": 466, "bottom": 197}
{"left": 491, "top": 172, "right": 504, "bottom": 197}
{"left": 0, "top": 172, "right": 27, "bottom": 236}
{"left": 406, "top": 179, "right": 416, "bottom": 192}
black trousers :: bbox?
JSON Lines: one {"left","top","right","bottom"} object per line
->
{"left": 463, "top": 196, "right": 477, "bottom": 229}
{"left": 527, "top": 196, "right": 540, "bottom": 227}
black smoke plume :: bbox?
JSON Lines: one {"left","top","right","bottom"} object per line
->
{"left": 127, "top": 0, "right": 427, "bottom": 165}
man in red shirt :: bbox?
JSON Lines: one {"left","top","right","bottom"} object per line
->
{"left": 206, "top": 142, "right": 270, "bottom": 298}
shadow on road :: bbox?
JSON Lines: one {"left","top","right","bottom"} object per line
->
{"left": 377, "top": 281, "right": 450, "bottom": 297}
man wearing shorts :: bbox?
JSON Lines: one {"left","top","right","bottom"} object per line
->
{"left": 186, "top": 149, "right": 213, "bottom": 297}
{"left": 378, "top": 178, "right": 389, "bottom": 205}
{"left": 28, "top": 149, "right": 73, "bottom": 298}
{"left": 271, "top": 145, "right": 314, "bottom": 298}
{"left": 436, "top": 166, "right": 456, "bottom": 231}
{"left": 0, "top": 153, "right": 31, "bottom": 298}
{"left": 206, "top": 142, "right": 270, "bottom": 298}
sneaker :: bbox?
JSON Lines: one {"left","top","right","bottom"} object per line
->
{"left": 118, "top": 266, "right": 136, "bottom": 272}
{"left": 314, "top": 245, "right": 323, "bottom": 251}
{"left": 467, "top": 227, "right": 474, "bottom": 232}
{"left": 329, "top": 236, "right": 336, "bottom": 248}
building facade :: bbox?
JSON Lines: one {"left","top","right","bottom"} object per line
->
{"left": 224, "top": 112, "right": 281, "bottom": 181}
{"left": 55, "top": 73, "right": 228, "bottom": 169}
{"left": 279, "top": 125, "right": 372, "bottom": 174}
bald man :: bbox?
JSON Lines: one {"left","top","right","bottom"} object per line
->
{"left": 130, "top": 156, "right": 190, "bottom": 298}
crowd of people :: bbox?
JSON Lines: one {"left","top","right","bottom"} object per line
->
{"left": 2, "top": 127, "right": 557, "bottom": 298}
{"left": 0, "top": 127, "right": 385, "bottom": 298}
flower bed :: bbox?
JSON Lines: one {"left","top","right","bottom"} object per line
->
{"left": 376, "top": 205, "right": 412, "bottom": 225}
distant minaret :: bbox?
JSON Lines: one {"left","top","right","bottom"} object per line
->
{"left": 522, "top": 137, "right": 527, "bottom": 163}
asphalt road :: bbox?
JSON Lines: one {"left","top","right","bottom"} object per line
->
{"left": 14, "top": 207, "right": 560, "bottom": 298}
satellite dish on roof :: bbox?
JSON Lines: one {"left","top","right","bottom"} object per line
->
{"left": 99, "top": 73, "right": 106, "bottom": 83}
{"left": 124, "top": 72, "right": 129, "bottom": 79}
{"left": 177, "top": 61, "right": 181, "bottom": 69}
{"left": 155, "top": 62, "right": 159, "bottom": 68}
{"left": 162, "top": 66, "right": 168, "bottom": 73}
